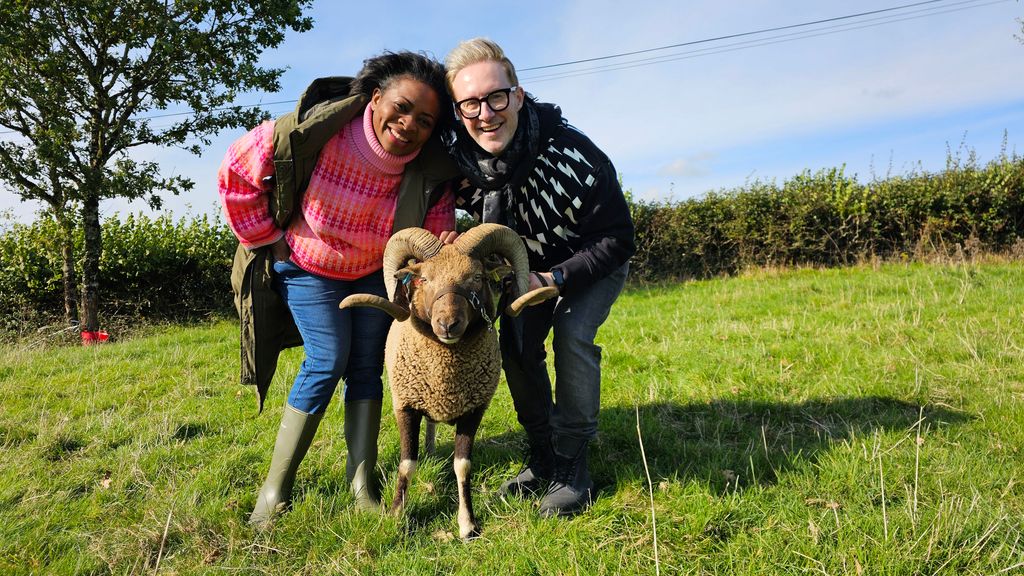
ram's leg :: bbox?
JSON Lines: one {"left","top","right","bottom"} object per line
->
{"left": 391, "top": 407, "right": 421, "bottom": 515}
{"left": 424, "top": 420, "right": 437, "bottom": 456}
{"left": 453, "top": 406, "right": 486, "bottom": 540}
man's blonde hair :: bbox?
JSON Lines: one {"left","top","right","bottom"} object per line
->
{"left": 444, "top": 37, "right": 519, "bottom": 92}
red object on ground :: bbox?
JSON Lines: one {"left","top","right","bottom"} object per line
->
{"left": 81, "top": 330, "right": 110, "bottom": 345}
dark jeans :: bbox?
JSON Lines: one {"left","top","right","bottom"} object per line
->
{"left": 499, "top": 263, "right": 628, "bottom": 444}
{"left": 272, "top": 260, "right": 391, "bottom": 414}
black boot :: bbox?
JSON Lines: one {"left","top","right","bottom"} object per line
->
{"left": 498, "top": 433, "right": 554, "bottom": 498}
{"left": 538, "top": 435, "right": 593, "bottom": 518}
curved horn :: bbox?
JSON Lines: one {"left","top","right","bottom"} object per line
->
{"left": 340, "top": 294, "right": 409, "bottom": 321}
{"left": 506, "top": 286, "right": 561, "bottom": 317}
{"left": 453, "top": 223, "right": 530, "bottom": 299}
{"left": 382, "top": 227, "right": 444, "bottom": 300}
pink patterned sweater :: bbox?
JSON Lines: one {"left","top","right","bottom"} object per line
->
{"left": 219, "top": 104, "right": 455, "bottom": 280}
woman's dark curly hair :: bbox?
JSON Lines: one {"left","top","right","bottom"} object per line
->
{"left": 349, "top": 51, "right": 454, "bottom": 133}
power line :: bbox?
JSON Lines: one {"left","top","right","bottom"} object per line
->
{"left": 0, "top": 0, "right": 1007, "bottom": 133}
{"left": 520, "top": 0, "right": 1008, "bottom": 83}
{"left": 518, "top": 0, "right": 956, "bottom": 72}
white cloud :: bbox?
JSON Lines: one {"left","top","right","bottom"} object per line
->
{"left": 863, "top": 87, "right": 904, "bottom": 101}
{"left": 658, "top": 152, "right": 716, "bottom": 177}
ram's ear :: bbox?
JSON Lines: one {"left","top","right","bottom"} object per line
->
{"left": 392, "top": 264, "right": 422, "bottom": 310}
{"left": 479, "top": 256, "right": 512, "bottom": 317}
{"left": 482, "top": 256, "right": 513, "bottom": 291}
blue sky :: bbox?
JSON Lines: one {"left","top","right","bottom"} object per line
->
{"left": 3, "top": 0, "right": 1024, "bottom": 221}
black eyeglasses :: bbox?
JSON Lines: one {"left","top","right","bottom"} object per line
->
{"left": 454, "top": 87, "right": 517, "bottom": 119}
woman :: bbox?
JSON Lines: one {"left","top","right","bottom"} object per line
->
{"left": 219, "top": 51, "right": 457, "bottom": 526}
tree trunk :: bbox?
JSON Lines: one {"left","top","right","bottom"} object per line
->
{"left": 54, "top": 211, "right": 79, "bottom": 325}
{"left": 48, "top": 168, "right": 79, "bottom": 326}
{"left": 80, "top": 194, "right": 102, "bottom": 332}
{"left": 62, "top": 230, "right": 79, "bottom": 325}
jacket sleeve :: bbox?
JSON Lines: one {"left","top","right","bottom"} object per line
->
{"left": 421, "top": 183, "right": 457, "bottom": 235}
{"left": 453, "top": 181, "right": 484, "bottom": 222}
{"left": 218, "top": 121, "right": 284, "bottom": 249}
{"left": 551, "top": 158, "right": 636, "bottom": 296}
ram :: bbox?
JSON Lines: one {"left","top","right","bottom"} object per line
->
{"left": 340, "top": 223, "right": 556, "bottom": 540}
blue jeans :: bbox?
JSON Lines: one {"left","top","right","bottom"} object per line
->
{"left": 499, "top": 263, "right": 629, "bottom": 443}
{"left": 272, "top": 259, "right": 392, "bottom": 414}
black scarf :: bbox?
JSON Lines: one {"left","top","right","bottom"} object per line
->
{"left": 447, "top": 100, "right": 544, "bottom": 226}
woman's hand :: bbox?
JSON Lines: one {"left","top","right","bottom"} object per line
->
{"left": 270, "top": 237, "right": 291, "bottom": 262}
{"left": 438, "top": 230, "right": 459, "bottom": 244}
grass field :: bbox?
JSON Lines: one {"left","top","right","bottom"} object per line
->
{"left": 2, "top": 261, "right": 1023, "bottom": 574}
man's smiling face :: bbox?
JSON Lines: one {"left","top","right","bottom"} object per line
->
{"left": 451, "top": 60, "right": 524, "bottom": 156}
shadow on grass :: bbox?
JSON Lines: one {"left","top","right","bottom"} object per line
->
{"left": 247, "top": 396, "right": 968, "bottom": 537}
{"left": 367, "top": 396, "right": 969, "bottom": 510}
{"left": 172, "top": 422, "right": 211, "bottom": 442}
{"left": 594, "top": 396, "right": 970, "bottom": 493}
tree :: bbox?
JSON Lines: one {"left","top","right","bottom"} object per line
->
{"left": 0, "top": 0, "right": 312, "bottom": 331}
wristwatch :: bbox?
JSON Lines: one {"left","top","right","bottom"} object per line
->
{"left": 550, "top": 268, "right": 565, "bottom": 289}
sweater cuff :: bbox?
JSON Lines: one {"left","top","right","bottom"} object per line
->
{"left": 240, "top": 228, "right": 285, "bottom": 251}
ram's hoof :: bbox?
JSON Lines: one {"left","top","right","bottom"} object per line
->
{"left": 459, "top": 522, "right": 481, "bottom": 541}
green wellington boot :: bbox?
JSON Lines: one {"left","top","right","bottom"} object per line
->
{"left": 249, "top": 405, "right": 324, "bottom": 528}
{"left": 345, "top": 399, "right": 383, "bottom": 511}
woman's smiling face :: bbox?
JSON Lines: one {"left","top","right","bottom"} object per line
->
{"left": 370, "top": 77, "right": 441, "bottom": 155}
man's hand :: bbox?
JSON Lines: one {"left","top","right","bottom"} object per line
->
{"left": 529, "top": 271, "right": 558, "bottom": 292}
{"left": 270, "top": 237, "right": 291, "bottom": 262}
{"left": 438, "top": 230, "right": 459, "bottom": 244}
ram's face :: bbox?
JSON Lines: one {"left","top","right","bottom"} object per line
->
{"left": 403, "top": 249, "right": 488, "bottom": 344}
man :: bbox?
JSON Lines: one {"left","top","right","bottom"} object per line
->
{"left": 443, "top": 38, "right": 635, "bottom": 517}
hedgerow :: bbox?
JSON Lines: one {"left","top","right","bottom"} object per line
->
{"left": 627, "top": 152, "right": 1024, "bottom": 282}
{"left": 0, "top": 212, "right": 236, "bottom": 339}
{"left": 1, "top": 150, "right": 1021, "bottom": 338}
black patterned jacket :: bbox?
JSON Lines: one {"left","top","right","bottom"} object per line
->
{"left": 454, "top": 103, "right": 635, "bottom": 296}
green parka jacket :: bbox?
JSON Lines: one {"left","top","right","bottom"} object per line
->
{"left": 229, "top": 93, "right": 458, "bottom": 412}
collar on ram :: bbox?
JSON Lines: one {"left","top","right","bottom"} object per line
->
{"left": 423, "top": 283, "right": 494, "bottom": 330}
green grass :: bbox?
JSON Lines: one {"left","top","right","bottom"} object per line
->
{"left": 2, "top": 261, "right": 1023, "bottom": 574}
